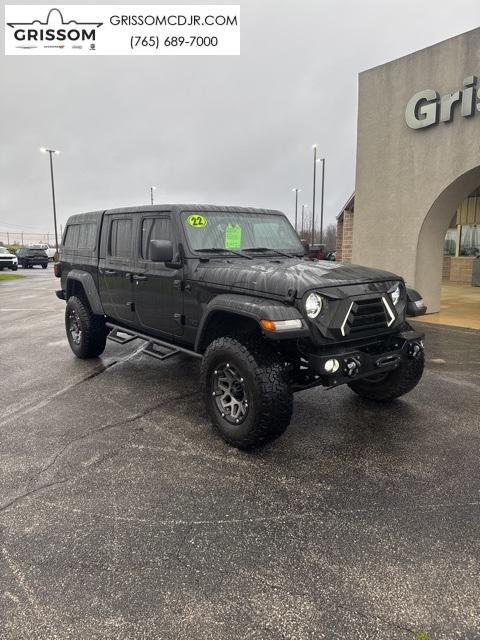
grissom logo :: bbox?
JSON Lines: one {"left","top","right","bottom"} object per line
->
{"left": 7, "top": 8, "right": 103, "bottom": 46}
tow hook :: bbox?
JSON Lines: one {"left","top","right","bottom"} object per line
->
{"left": 408, "top": 342, "right": 423, "bottom": 359}
{"left": 343, "top": 356, "right": 361, "bottom": 378}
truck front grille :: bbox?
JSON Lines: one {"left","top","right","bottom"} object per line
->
{"left": 341, "top": 296, "right": 395, "bottom": 336}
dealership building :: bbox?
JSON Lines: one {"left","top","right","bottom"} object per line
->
{"left": 337, "top": 27, "right": 480, "bottom": 314}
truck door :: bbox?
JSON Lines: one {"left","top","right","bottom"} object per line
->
{"left": 132, "top": 214, "right": 184, "bottom": 337}
{"left": 98, "top": 214, "right": 136, "bottom": 325}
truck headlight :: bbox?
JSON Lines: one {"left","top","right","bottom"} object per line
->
{"left": 305, "top": 292, "right": 323, "bottom": 319}
{"left": 390, "top": 284, "right": 401, "bottom": 306}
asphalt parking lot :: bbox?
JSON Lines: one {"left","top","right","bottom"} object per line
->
{"left": 1, "top": 268, "right": 479, "bottom": 640}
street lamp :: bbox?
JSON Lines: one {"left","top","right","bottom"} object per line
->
{"left": 40, "top": 147, "right": 60, "bottom": 254}
{"left": 318, "top": 158, "right": 325, "bottom": 244}
{"left": 311, "top": 145, "right": 317, "bottom": 244}
{"left": 292, "top": 188, "right": 301, "bottom": 231}
{"left": 150, "top": 185, "right": 156, "bottom": 205}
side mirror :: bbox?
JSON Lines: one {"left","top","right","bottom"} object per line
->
{"left": 150, "top": 239, "right": 173, "bottom": 263}
{"left": 406, "top": 288, "right": 427, "bottom": 316}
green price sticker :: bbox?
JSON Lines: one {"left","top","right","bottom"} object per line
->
{"left": 187, "top": 214, "right": 207, "bottom": 228}
{"left": 225, "top": 224, "right": 242, "bottom": 249}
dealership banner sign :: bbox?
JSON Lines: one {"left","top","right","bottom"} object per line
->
{"left": 405, "top": 75, "right": 478, "bottom": 129}
{"left": 4, "top": 5, "right": 240, "bottom": 55}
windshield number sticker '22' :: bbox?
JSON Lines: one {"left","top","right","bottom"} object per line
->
{"left": 187, "top": 214, "right": 207, "bottom": 228}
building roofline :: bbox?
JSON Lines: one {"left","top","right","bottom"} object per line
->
{"left": 359, "top": 25, "right": 480, "bottom": 76}
{"left": 336, "top": 192, "right": 355, "bottom": 221}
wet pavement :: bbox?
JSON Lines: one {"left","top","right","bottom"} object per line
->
{"left": 1, "top": 269, "right": 479, "bottom": 640}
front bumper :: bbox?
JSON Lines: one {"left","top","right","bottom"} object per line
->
{"left": 303, "top": 329, "right": 424, "bottom": 389}
{"left": 0, "top": 260, "right": 16, "bottom": 268}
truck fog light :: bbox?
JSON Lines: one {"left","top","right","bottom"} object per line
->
{"left": 324, "top": 358, "right": 339, "bottom": 373}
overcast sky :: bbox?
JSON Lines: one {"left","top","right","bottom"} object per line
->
{"left": 1, "top": 0, "right": 480, "bottom": 237}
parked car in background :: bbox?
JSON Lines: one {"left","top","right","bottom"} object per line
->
{"left": 302, "top": 244, "right": 336, "bottom": 261}
{"left": 307, "top": 243, "right": 327, "bottom": 260}
{"left": 27, "top": 243, "right": 56, "bottom": 259}
{"left": 17, "top": 248, "right": 49, "bottom": 269}
{"left": 0, "top": 246, "right": 18, "bottom": 270}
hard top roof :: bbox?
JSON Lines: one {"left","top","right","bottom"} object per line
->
{"left": 66, "top": 205, "right": 285, "bottom": 225}
{"left": 107, "top": 204, "right": 284, "bottom": 215}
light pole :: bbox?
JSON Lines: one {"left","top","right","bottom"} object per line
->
{"left": 292, "top": 188, "right": 301, "bottom": 231}
{"left": 301, "top": 205, "right": 305, "bottom": 237}
{"left": 319, "top": 158, "right": 325, "bottom": 244}
{"left": 150, "top": 185, "right": 156, "bottom": 205}
{"left": 40, "top": 148, "right": 60, "bottom": 254}
{"left": 311, "top": 145, "right": 317, "bottom": 244}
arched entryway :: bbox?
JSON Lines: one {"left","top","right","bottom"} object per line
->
{"left": 415, "top": 166, "right": 480, "bottom": 315}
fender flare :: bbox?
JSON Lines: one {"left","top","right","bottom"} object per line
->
{"left": 194, "top": 294, "right": 307, "bottom": 352}
{"left": 66, "top": 270, "right": 105, "bottom": 315}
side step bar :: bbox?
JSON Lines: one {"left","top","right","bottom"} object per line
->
{"left": 106, "top": 322, "right": 202, "bottom": 360}
{"left": 107, "top": 327, "right": 138, "bottom": 344}
{"left": 143, "top": 342, "right": 179, "bottom": 361}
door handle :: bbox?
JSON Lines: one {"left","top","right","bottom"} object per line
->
{"left": 104, "top": 269, "right": 117, "bottom": 275}
{"left": 132, "top": 274, "right": 147, "bottom": 282}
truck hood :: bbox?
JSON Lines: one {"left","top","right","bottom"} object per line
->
{"left": 194, "top": 258, "right": 399, "bottom": 298}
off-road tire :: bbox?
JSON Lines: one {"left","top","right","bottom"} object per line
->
{"left": 65, "top": 295, "right": 107, "bottom": 359}
{"left": 10, "top": 266, "right": 17, "bottom": 271}
{"left": 348, "top": 350, "right": 424, "bottom": 401}
{"left": 201, "top": 336, "right": 293, "bottom": 449}
{"left": 42, "top": 264, "right": 47, "bottom": 269}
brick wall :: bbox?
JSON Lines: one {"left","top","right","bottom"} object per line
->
{"left": 442, "top": 256, "right": 452, "bottom": 281}
{"left": 340, "top": 211, "right": 354, "bottom": 263}
{"left": 336, "top": 220, "right": 344, "bottom": 261}
{"left": 448, "top": 257, "right": 475, "bottom": 283}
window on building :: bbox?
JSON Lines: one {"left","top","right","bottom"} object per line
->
{"left": 141, "top": 217, "right": 172, "bottom": 259}
{"left": 444, "top": 228, "right": 456, "bottom": 256}
{"left": 459, "top": 225, "right": 480, "bottom": 257}
{"left": 109, "top": 218, "right": 132, "bottom": 258}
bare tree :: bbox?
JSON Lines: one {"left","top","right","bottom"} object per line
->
{"left": 299, "top": 206, "right": 311, "bottom": 241}
{"left": 323, "top": 223, "right": 337, "bottom": 251}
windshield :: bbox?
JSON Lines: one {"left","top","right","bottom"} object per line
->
{"left": 182, "top": 211, "right": 303, "bottom": 255}
{"left": 0, "top": 247, "right": 9, "bottom": 254}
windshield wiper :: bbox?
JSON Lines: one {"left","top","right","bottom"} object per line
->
{"left": 195, "top": 248, "right": 253, "bottom": 260}
{"left": 243, "top": 247, "right": 293, "bottom": 258}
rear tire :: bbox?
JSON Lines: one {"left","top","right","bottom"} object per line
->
{"left": 42, "top": 264, "right": 47, "bottom": 269}
{"left": 65, "top": 295, "right": 107, "bottom": 359}
{"left": 201, "top": 336, "right": 293, "bottom": 449}
{"left": 348, "top": 349, "right": 424, "bottom": 401}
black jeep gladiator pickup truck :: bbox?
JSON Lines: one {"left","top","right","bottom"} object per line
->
{"left": 55, "top": 205, "right": 426, "bottom": 449}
